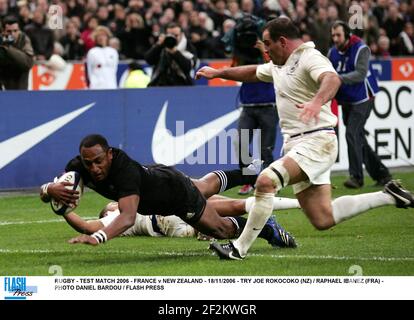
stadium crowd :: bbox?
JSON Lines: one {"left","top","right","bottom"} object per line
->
{"left": 1, "top": 0, "right": 414, "bottom": 64}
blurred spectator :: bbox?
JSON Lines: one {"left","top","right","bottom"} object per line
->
{"left": 17, "top": 3, "right": 31, "bottom": 29}
{"left": 188, "top": 11, "right": 209, "bottom": 58}
{"left": 145, "top": 23, "right": 197, "bottom": 86}
{"left": 0, "top": 16, "right": 34, "bottom": 90}
{"left": 109, "top": 36, "right": 126, "bottom": 60}
{"left": 364, "top": 15, "right": 380, "bottom": 48}
{"left": 209, "top": 0, "right": 231, "bottom": 33}
{"left": 0, "top": 0, "right": 11, "bottom": 21}
{"left": 372, "top": 0, "right": 388, "bottom": 27}
{"left": 0, "top": 0, "right": 411, "bottom": 64}
{"left": 96, "top": 5, "right": 110, "bottom": 26}
{"left": 383, "top": 3, "right": 405, "bottom": 55}
{"left": 397, "top": 22, "right": 414, "bottom": 55}
{"left": 118, "top": 12, "right": 151, "bottom": 60}
{"left": 86, "top": 26, "right": 118, "bottom": 89}
{"left": 228, "top": 0, "right": 243, "bottom": 20}
{"left": 66, "top": 0, "right": 85, "bottom": 18}
{"left": 206, "top": 18, "right": 235, "bottom": 58}
{"left": 123, "top": 61, "right": 150, "bottom": 88}
{"left": 81, "top": 15, "right": 99, "bottom": 52}
{"left": 60, "top": 20, "right": 85, "bottom": 61}
{"left": 376, "top": 34, "right": 391, "bottom": 58}
{"left": 109, "top": 3, "right": 126, "bottom": 36}
{"left": 24, "top": 9, "right": 54, "bottom": 61}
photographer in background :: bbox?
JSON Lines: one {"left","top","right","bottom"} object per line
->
{"left": 145, "top": 23, "right": 197, "bottom": 86}
{"left": 224, "top": 14, "right": 279, "bottom": 195}
{"left": 0, "top": 16, "right": 34, "bottom": 90}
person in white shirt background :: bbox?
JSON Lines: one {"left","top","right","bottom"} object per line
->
{"left": 86, "top": 26, "right": 118, "bottom": 89}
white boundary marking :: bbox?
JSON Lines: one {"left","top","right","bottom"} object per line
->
{"left": 0, "top": 248, "right": 413, "bottom": 262}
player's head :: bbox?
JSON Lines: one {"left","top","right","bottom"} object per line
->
{"left": 262, "top": 16, "right": 300, "bottom": 65}
{"left": 99, "top": 201, "right": 119, "bottom": 218}
{"left": 79, "top": 134, "right": 113, "bottom": 182}
{"left": 331, "top": 20, "right": 351, "bottom": 51}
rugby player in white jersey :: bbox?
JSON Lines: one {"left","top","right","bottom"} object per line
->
{"left": 196, "top": 17, "right": 414, "bottom": 260}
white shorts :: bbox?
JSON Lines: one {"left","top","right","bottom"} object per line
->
{"left": 283, "top": 130, "right": 338, "bottom": 194}
{"left": 156, "top": 215, "right": 196, "bottom": 238}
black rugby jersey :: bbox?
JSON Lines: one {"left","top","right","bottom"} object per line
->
{"left": 65, "top": 148, "right": 195, "bottom": 216}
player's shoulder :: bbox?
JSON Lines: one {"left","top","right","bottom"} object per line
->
{"left": 110, "top": 148, "right": 143, "bottom": 174}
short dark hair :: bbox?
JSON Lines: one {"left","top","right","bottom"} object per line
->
{"left": 263, "top": 17, "right": 300, "bottom": 41}
{"left": 3, "top": 16, "right": 19, "bottom": 26}
{"left": 166, "top": 22, "right": 181, "bottom": 31}
{"left": 79, "top": 134, "right": 109, "bottom": 152}
{"left": 331, "top": 20, "right": 351, "bottom": 39}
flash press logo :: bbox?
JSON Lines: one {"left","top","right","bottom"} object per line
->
{"left": 3, "top": 277, "right": 37, "bottom": 300}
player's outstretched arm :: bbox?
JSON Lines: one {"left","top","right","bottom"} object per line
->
{"left": 195, "top": 65, "right": 260, "bottom": 82}
{"left": 69, "top": 194, "right": 139, "bottom": 245}
{"left": 63, "top": 212, "right": 104, "bottom": 235}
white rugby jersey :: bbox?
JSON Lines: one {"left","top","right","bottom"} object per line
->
{"left": 256, "top": 42, "right": 338, "bottom": 136}
{"left": 86, "top": 46, "right": 118, "bottom": 89}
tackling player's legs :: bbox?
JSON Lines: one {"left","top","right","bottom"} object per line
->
{"left": 211, "top": 134, "right": 414, "bottom": 260}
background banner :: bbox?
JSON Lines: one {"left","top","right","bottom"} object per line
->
{"left": 1, "top": 83, "right": 412, "bottom": 189}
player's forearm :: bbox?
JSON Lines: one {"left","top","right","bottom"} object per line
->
{"left": 312, "top": 72, "right": 341, "bottom": 105}
{"left": 217, "top": 65, "right": 259, "bottom": 82}
{"left": 102, "top": 213, "right": 136, "bottom": 240}
{"left": 63, "top": 212, "right": 98, "bottom": 235}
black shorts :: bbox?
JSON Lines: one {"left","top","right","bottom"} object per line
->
{"left": 175, "top": 176, "right": 207, "bottom": 224}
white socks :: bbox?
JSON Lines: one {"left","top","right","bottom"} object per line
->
{"left": 332, "top": 191, "right": 395, "bottom": 224}
{"left": 245, "top": 196, "right": 300, "bottom": 212}
{"left": 234, "top": 192, "right": 274, "bottom": 257}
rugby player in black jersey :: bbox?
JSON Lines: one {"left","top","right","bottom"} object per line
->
{"left": 40, "top": 134, "right": 296, "bottom": 247}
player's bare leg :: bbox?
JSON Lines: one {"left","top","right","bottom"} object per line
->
{"left": 296, "top": 184, "right": 335, "bottom": 230}
{"left": 208, "top": 195, "right": 300, "bottom": 217}
{"left": 189, "top": 202, "right": 239, "bottom": 239}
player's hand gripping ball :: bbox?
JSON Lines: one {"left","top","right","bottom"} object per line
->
{"left": 51, "top": 171, "right": 83, "bottom": 215}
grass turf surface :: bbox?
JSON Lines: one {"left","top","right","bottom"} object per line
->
{"left": 0, "top": 172, "right": 413, "bottom": 276}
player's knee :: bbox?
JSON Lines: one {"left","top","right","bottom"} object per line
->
{"left": 308, "top": 208, "right": 335, "bottom": 230}
{"left": 311, "top": 219, "right": 332, "bottom": 230}
{"left": 259, "top": 160, "right": 290, "bottom": 193}
{"left": 255, "top": 174, "right": 274, "bottom": 193}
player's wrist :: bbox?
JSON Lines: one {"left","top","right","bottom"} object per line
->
{"left": 91, "top": 230, "right": 108, "bottom": 244}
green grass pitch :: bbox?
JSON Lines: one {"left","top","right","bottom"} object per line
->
{"left": 0, "top": 172, "right": 413, "bottom": 276}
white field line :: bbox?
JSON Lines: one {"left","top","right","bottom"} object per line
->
{"left": 0, "top": 217, "right": 96, "bottom": 226}
{"left": 0, "top": 248, "right": 413, "bottom": 262}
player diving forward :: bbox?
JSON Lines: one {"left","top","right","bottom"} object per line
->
{"left": 57, "top": 195, "right": 300, "bottom": 247}
{"left": 40, "top": 134, "right": 299, "bottom": 248}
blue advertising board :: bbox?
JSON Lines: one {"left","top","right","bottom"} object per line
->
{"left": 0, "top": 87, "right": 283, "bottom": 189}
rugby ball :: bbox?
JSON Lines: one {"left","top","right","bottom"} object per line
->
{"left": 50, "top": 171, "right": 83, "bottom": 215}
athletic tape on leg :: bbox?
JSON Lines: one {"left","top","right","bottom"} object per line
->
{"left": 260, "top": 161, "right": 290, "bottom": 192}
